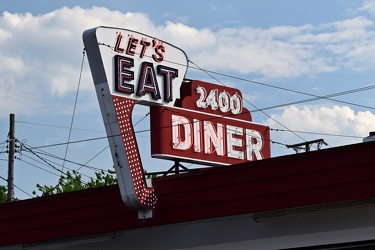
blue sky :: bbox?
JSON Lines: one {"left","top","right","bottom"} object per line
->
{"left": 0, "top": 0, "right": 375, "bottom": 199}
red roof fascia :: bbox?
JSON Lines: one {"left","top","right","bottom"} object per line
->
{"left": 0, "top": 141, "right": 375, "bottom": 246}
{"left": 154, "top": 140, "right": 375, "bottom": 220}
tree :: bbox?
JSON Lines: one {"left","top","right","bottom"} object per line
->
{"left": 33, "top": 169, "right": 117, "bottom": 197}
{"left": 4, "top": 168, "right": 158, "bottom": 198}
{"left": 0, "top": 186, "right": 7, "bottom": 203}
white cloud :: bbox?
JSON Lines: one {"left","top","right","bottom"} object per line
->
{"left": 0, "top": 7, "right": 159, "bottom": 117}
{"left": 266, "top": 105, "right": 375, "bottom": 148}
{"left": 157, "top": 21, "right": 216, "bottom": 53}
{"left": 192, "top": 26, "right": 338, "bottom": 78}
{"left": 292, "top": 17, "right": 373, "bottom": 44}
{"left": 1, "top": 6, "right": 375, "bottom": 118}
{"left": 358, "top": 0, "right": 375, "bottom": 15}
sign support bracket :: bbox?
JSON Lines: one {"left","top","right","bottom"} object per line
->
{"left": 162, "top": 161, "right": 189, "bottom": 176}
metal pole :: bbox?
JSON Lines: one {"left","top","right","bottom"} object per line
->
{"left": 7, "top": 113, "right": 15, "bottom": 202}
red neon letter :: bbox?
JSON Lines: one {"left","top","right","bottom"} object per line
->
{"left": 246, "top": 130, "right": 263, "bottom": 160}
{"left": 140, "top": 38, "right": 151, "bottom": 58}
{"left": 114, "top": 55, "right": 134, "bottom": 94}
{"left": 204, "top": 121, "right": 224, "bottom": 156}
{"left": 193, "top": 119, "right": 202, "bottom": 152}
{"left": 172, "top": 115, "right": 192, "bottom": 150}
{"left": 157, "top": 65, "right": 178, "bottom": 102}
{"left": 114, "top": 32, "right": 124, "bottom": 53}
{"left": 152, "top": 39, "right": 165, "bottom": 62}
{"left": 137, "top": 62, "right": 161, "bottom": 100}
{"left": 227, "top": 125, "right": 244, "bottom": 159}
{"left": 126, "top": 36, "right": 139, "bottom": 56}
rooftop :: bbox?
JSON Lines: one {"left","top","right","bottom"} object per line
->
{"left": 1, "top": 140, "right": 375, "bottom": 247}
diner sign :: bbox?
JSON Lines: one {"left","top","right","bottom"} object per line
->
{"left": 83, "top": 26, "right": 270, "bottom": 218}
{"left": 151, "top": 80, "right": 270, "bottom": 166}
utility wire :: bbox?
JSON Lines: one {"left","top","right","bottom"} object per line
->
{"left": 133, "top": 112, "right": 150, "bottom": 127}
{"left": 50, "top": 111, "right": 150, "bottom": 171}
{"left": 13, "top": 183, "right": 34, "bottom": 198}
{"left": 62, "top": 48, "right": 86, "bottom": 174}
{"left": 0, "top": 140, "right": 7, "bottom": 155}
{"left": 22, "top": 144, "right": 102, "bottom": 175}
{"left": 15, "top": 57, "right": 374, "bottom": 153}
{"left": 76, "top": 146, "right": 109, "bottom": 172}
{"left": 0, "top": 175, "right": 34, "bottom": 198}
{"left": 18, "top": 110, "right": 151, "bottom": 179}
{"left": 27, "top": 104, "right": 366, "bottom": 151}
{"left": 101, "top": 40, "right": 375, "bottom": 112}
{"left": 20, "top": 144, "right": 93, "bottom": 188}
{"left": 27, "top": 111, "right": 152, "bottom": 167}
{"left": 21, "top": 143, "right": 67, "bottom": 176}
{"left": 19, "top": 152, "right": 92, "bottom": 180}
{"left": 30, "top": 135, "right": 109, "bottom": 149}
{"left": 28, "top": 112, "right": 289, "bottom": 150}
{"left": 15, "top": 120, "right": 105, "bottom": 133}
{"left": 21, "top": 120, "right": 365, "bottom": 183}
{"left": 0, "top": 175, "right": 7, "bottom": 184}
{"left": 188, "top": 60, "right": 309, "bottom": 145}
{"left": 271, "top": 128, "right": 365, "bottom": 139}
{"left": 188, "top": 65, "right": 375, "bottom": 110}
{"left": 17, "top": 156, "right": 61, "bottom": 177}
{"left": 18, "top": 52, "right": 374, "bottom": 157}
{"left": 250, "top": 84, "right": 375, "bottom": 113}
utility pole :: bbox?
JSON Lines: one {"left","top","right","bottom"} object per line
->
{"left": 286, "top": 139, "right": 328, "bottom": 154}
{"left": 7, "top": 113, "right": 15, "bottom": 202}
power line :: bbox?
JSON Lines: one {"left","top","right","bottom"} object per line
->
{"left": 0, "top": 175, "right": 7, "bottom": 184}
{"left": 133, "top": 112, "right": 150, "bottom": 127}
{"left": 62, "top": 48, "right": 86, "bottom": 174}
{"left": 98, "top": 41, "right": 313, "bottom": 147}
{"left": 76, "top": 145, "right": 109, "bottom": 172}
{"left": 15, "top": 111, "right": 150, "bottom": 168}
{"left": 14, "top": 51, "right": 373, "bottom": 171}
{"left": 28, "top": 112, "right": 290, "bottom": 151}
{"left": 188, "top": 60, "right": 309, "bottom": 145}
{"left": 188, "top": 64, "right": 375, "bottom": 110}
{"left": 31, "top": 147, "right": 105, "bottom": 173}
{"left": 17, "top": 156, "right": 61, "bottom": 177}
{"left": 21, "top": 143, "right": 67, "bottom": 176}
{"left": 29, "top": 135, "right": 109, "bottom": 149}
{"left": 21, "top": 144, "right": 102, "bottom": 176}
{"left": 270, "top": 128, "right": 365, "bottom": 139}
{"left": 15, "top": 120, "right": 105, "bottom": 133}
{"left": 13, "top": 59, "right": 374, "bottom": 156}
{"left": 30, "top": 103, "right": 367, "bottom": 152}
{"left": 20, "top": 144, "right": 94, "bottom": 188}
{"left": 25, "top": 104, "right": 365, "bottom": 153}
{"left": 250, "top": 84, "right": 375, "bottom": 113}
{"left": 14, "top": 182, "right": 35, "bottom": 198}
{"left": 0, "top": 175, "right": 34, "bottom": 199}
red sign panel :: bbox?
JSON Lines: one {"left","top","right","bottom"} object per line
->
{"left": 151, "top": 80, "right": 271, "bottom": 166}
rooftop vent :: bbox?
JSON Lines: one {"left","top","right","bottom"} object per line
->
{"left": 363, "top": 131, "right": 375, "bottom": 142}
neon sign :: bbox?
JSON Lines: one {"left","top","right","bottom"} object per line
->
{"left": 83, "top": 27, "right": 188, "bottom": 219}
{"left": 83, "top": 26, "right": 270, "bottom": 219}
{"left": 151, "top": 80, "right": 270, "bottom": 166}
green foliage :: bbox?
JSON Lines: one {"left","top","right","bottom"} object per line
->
{"left": 33, "top": 169, "right": 117, "bottom": 197}
{"left": 86, "top": 169, "right": 118, "bottom": 188}
{"left": 0, "top": 186, "right": 7, "bottom": 203}
{"left": 0, "top": 185, "right": 18, "bottom": 203}
{"left": 144, "top": 169, "right": 159, "bottom": 179}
